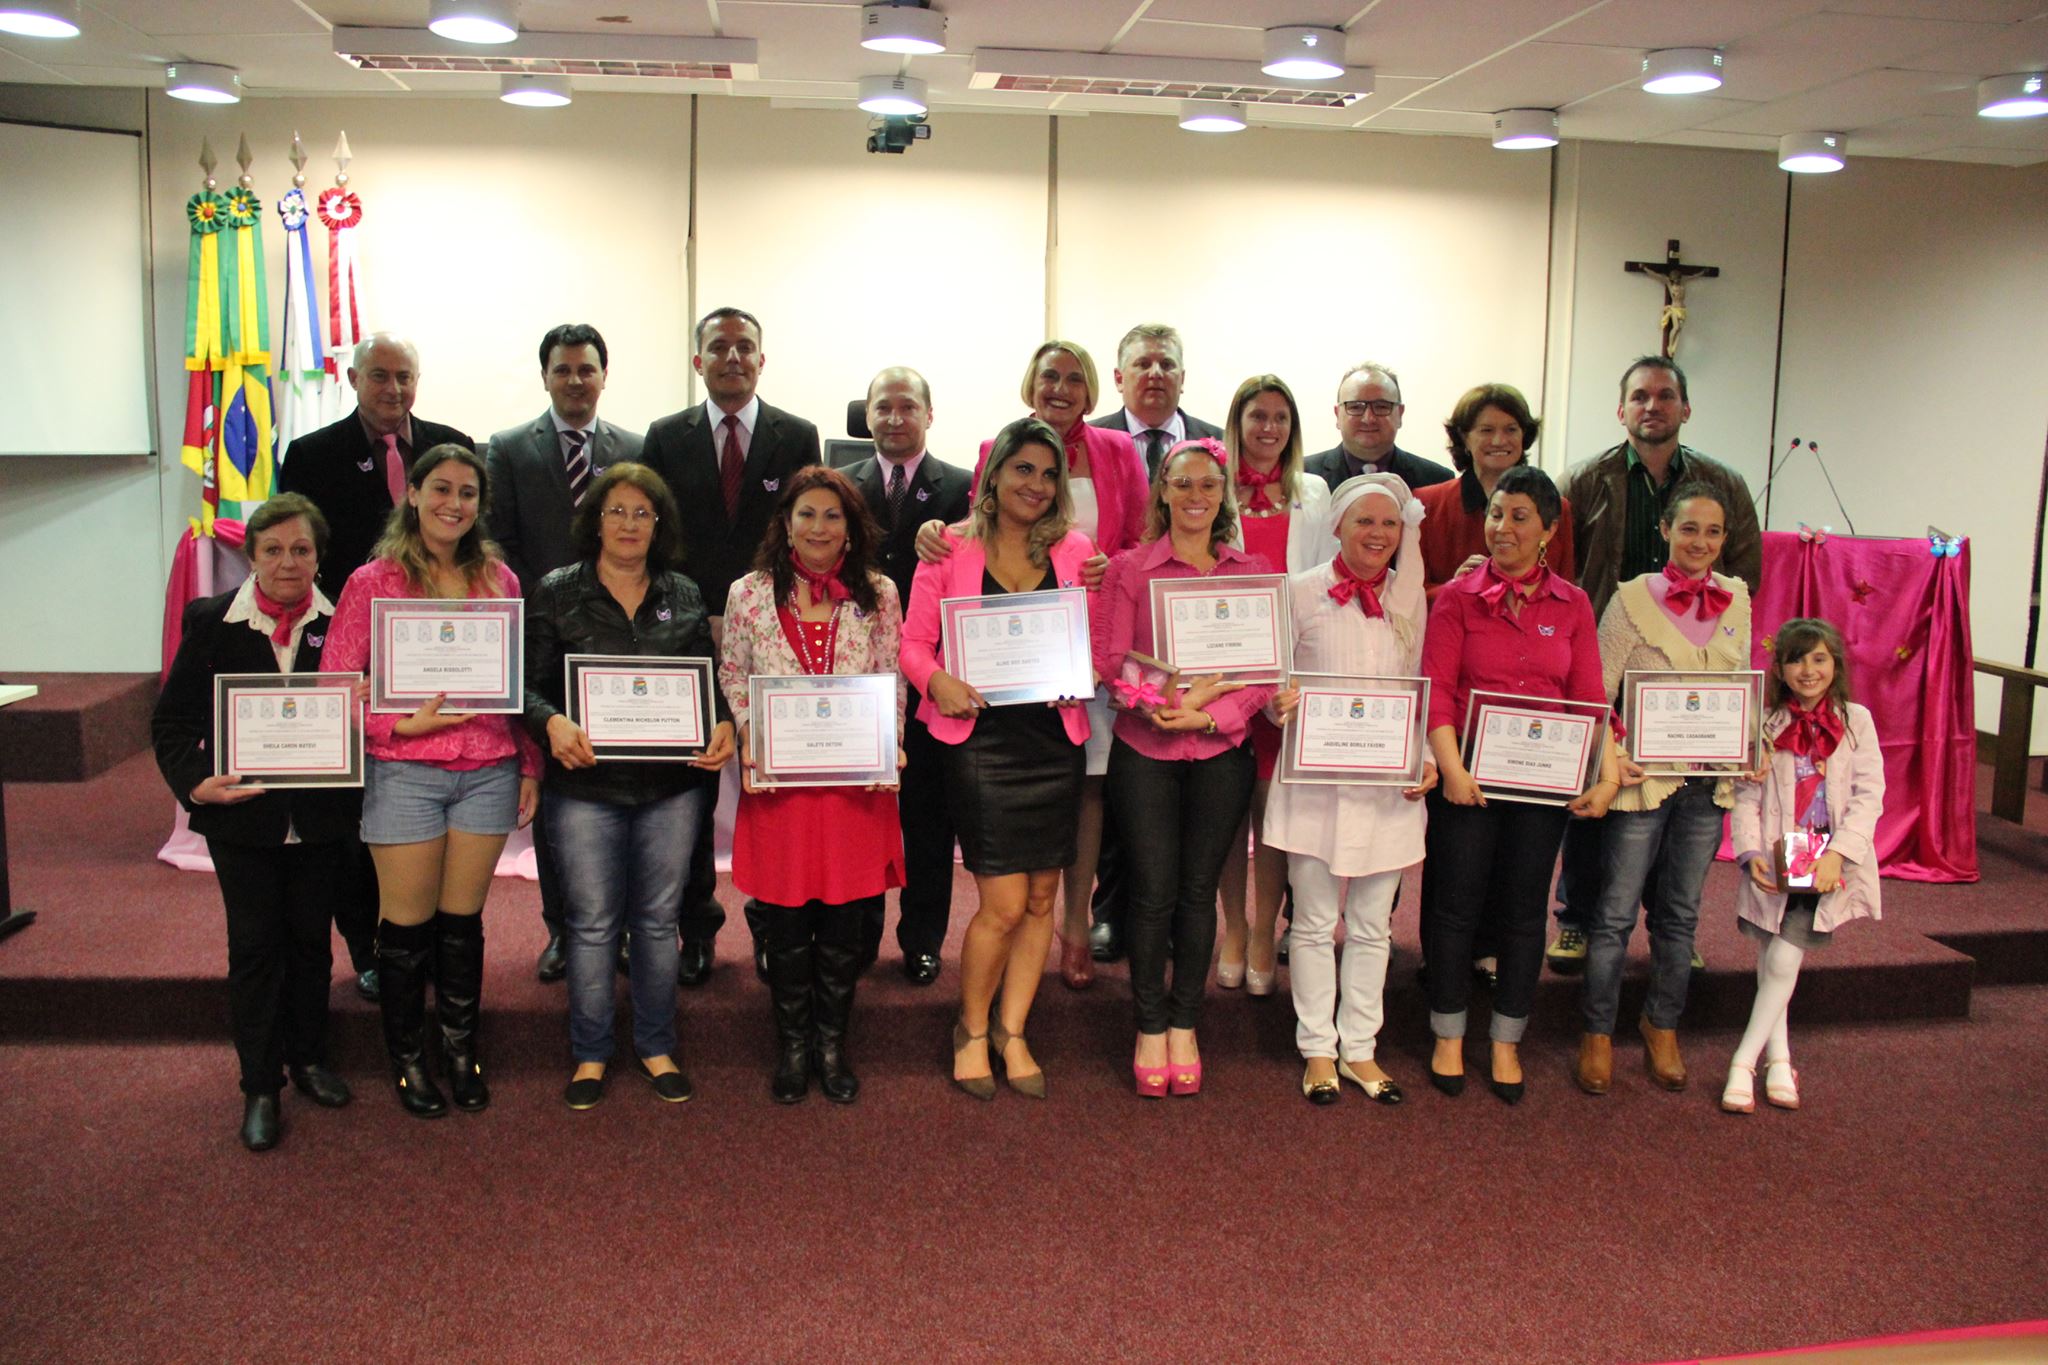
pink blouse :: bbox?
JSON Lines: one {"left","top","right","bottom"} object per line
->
{"left": 325, "top": 558, "right": 542, "bottom": 777}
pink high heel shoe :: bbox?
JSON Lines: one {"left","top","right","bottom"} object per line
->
{"left": 1169, "top": 1056, "right": 1203, "bottom": 1097}
{"left": 1133, "top": 1056, "right": 1169, "bottom": 1099}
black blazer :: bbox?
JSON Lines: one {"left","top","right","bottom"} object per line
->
{"left": 152, "top": 590, "right": 364, "bottom": 847}
{"left": 639, "top": 398, "right": 821, "bottom": 614}
{"left": 483, "top": 411, "right": 645, "bottom": 596}
{"left": 277, "top": 409, "right": 475, "bottom": 600}
{"left": 1302, "top": 443, "right": 1457, "bottom": 493}
{"left": 844, "top": 451, "right": 973, "bottom": 615}
{"left": 1091, "top": 408, "right": 1225, "bottom": 478}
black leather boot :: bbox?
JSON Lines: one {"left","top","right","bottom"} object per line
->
{"left": 434, "top": 910, "right": 490, "bottom": 1112}
{"left": 764, "top": 908, "right": 812, "bottom": 1105}
{"left": 812, "top": 904, "right": 863, "bottom": 1105}
{"left": 376, "top": 919, "right": 446, "bottom": 1118}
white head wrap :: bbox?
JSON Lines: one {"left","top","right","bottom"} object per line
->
{"left": 1326, "top": 472, "right": 1427, "bottom": 655}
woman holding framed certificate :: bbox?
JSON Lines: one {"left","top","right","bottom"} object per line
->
{"left": 1575, "top": 486, "right": 1752, "bottom": 1097}
{"left": 721, "top": 465, "right": 907, "bottom": 1105}
{"left": 1263, "top": 474, "right": 1435, "bottom": 1105}
{"left": 1096, "top": 438, "right": 1277, "bottom": 1097}
{"left": 1215, "top": 374, "right": 1333, "bottom": 996}
{"left": 326, "top": 446, "right": 542, "bottom": 1119}
{"left": 1419, "top": 464, "right": 1618, "bottom": 1104}
{"left": 902, "top": 417, "right": 1096, "bottom": 1100}
{"left": 523, "top": 463, "right": 736, "bottom": 1110}
{"left": 153, "top": 494, "right": 362, "bottom": 1150}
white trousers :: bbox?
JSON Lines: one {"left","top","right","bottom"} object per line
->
{"left": 1285, "top": 857, "right": 1401, "bottom": 1062}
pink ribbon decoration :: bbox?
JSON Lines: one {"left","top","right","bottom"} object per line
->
{"left": 1112, "top": 677, "right": 1167, "bottom": 710}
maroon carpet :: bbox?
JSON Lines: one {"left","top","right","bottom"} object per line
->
{"left": 1, "top": 753, "right": 2043, "bottom": 1363}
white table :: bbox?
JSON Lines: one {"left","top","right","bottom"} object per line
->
{"left": 0, "top": 684, "right": 41, "bottom": 941}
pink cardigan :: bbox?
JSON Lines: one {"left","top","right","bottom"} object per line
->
{"left": 1731, "top": 701, "right": 1885, "bottom": 934}
{"left": 898, "top": 528, "right": 1097, "bottom": 746}
{"left": 974, "top": 422, "right": 1147, "bottom": 555}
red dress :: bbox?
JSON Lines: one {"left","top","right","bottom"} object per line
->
{"left": 730, "top": 614, "right": 906, "bottom": 908}
{"left": 1237, "top": 511, "right": 1291, "bottom": 782}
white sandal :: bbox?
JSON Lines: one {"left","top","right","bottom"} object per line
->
{"left": 1764, "top": 1059, "right": 1800, "bottom": 1110}
{"left": 1720, "top": 1062, "right": 1756, "bottom": 1114}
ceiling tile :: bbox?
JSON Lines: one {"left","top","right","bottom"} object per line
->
{"left": 1715, "top": 10, "right": 2013, "bottom": 102}
{"left": 1643, "top": 129, "right": 1782, "bottom": 152}
{"left": 1119, "top": 20, "right": 1263, "bottom": 63}
{"left": 1142, "top": 0, "right": 1354, "bottom": 25}
{"left": 1561, "top": 87, "right": 1759, "bottom": 141}
{"left": 1352, "top": 106, "right": 1497, "bottom": 136}
{"left": 1345, "top": 0, "right": 1610, "bottom": 81}
{"left": 0, "top": 45, "right": 70, "bottom": 83}
{"left": 1699, "top": 67, "right": 1978, "bottom": 135}
{"left": 1546, "top": 0, "right": 1830, "bottom": 49}
{"left": 1820, "top": 0, "right": 2043, "bottom": 21}
{"left": 81, "top": 0, "right": 327, "bottom": 38}
{"left": 1891, "top": 14, "right": 2048, "bottom": 73}
{"left": 1910, "top": 144, "right": 2048, "bottom": 164}
{"left": 1408, "top": 40, "right": 1642, "bottom": 115}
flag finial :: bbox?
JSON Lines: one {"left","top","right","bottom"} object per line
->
{"left": 288, "top": 131, "right": 307, "bottom": 187}
{"left": 333, "top": 131, "right": 352, "bottom": 186}
{"left": 236, "top": 133, "right": 254, "bottom": 188}
{"left": 198, "top": 138, "right": 217, "bottom": 189}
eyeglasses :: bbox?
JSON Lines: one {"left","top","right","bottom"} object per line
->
{"left": 600, "top": 506, "right": 658, "bottom": 523}
{"left": 1166, "top": 477, "right": 1226, "bottom": 495}
{"left": 1340, "top": 400, "right": 1399, "bottom": 418}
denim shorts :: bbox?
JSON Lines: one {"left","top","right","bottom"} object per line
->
{"left": 361, "top": 757, "right": 520, "bottom": 844}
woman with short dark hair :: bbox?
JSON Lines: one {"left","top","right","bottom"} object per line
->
{"left": 1414, "top": 383, "right": 1576, "bottom": 597}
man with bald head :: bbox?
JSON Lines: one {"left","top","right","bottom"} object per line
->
{"left": 845, "top": 366, "right": 972, "bottom": 983}
{"left": 1303, "top": 362, "right": 1454, "bottom": 493}
{"left": 279, "top": 332, "right": 475, "bottom": 600}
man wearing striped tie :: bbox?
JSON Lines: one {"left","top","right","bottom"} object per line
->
{"left": 485, "top": 323, "right": 644, "bottom": 981}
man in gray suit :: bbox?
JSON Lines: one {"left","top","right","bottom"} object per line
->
{"left": 484, "top": 322, "right": 643, "bottom": 981}
{"left": 1089, "top": 322, "right": 1223, "bottom": 478}
{"left": 1302, "top": 361, "right": 1456, "bottom": 493}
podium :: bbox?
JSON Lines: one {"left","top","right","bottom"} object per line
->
{"left": 1747, "top": 530, "right": 1977, "bottom": 883}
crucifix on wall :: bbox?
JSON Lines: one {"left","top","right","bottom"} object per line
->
{"left": 1625, "top": 238, "right": 1720, "bottom": 358}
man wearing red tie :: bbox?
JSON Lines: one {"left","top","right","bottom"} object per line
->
{"left": 641, "top": 307, "right": 822, "bottom": 985}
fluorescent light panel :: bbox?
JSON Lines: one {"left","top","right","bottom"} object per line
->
{"left": 0, "top": 0, "right": 79, "bottom": 38}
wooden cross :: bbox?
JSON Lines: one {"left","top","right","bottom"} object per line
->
{"left": 1625, "top": 238, "right": 1720, "bottom": 359}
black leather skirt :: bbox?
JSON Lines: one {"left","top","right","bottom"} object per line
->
{"left": 942, "top": 705, "right": 1084, "bottom": 877}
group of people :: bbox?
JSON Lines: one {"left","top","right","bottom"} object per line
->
{"left": 151, "top": 311, "right": 1884, "bottom": 1151}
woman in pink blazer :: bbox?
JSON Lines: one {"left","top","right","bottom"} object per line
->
{"left": 1724, "top": 618, "right": 1885, "bottom": 1114}
{"left": 901, "top": 417, "right": 1095, "bottom": 1100}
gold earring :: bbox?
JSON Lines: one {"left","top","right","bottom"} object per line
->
{"left": 1538, "top": 540, "right": 1550, "bottom": 566}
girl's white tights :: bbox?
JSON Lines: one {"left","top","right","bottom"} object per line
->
{"left": 1732, "top": 933, "right": 1805, "bottom": 1070}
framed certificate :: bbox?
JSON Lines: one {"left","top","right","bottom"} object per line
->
{"left": 1623, "top": 669, "right": 1764, "bottom": 775}
{"left": 564, "top": 654, "right": 715, "bottom": 761}
{"left": 1461, "top": 690, "right": 1609, "bottom": 806}
{"left": 939, "top": 587, "right": 1093, "bottom": 706}
{"left": 749, "top": 673, "right": 899, "bottom": 789}
{"left": 1149, "top": 573, "right": 1290, "bottom": 683}
{"left": 369, "top": 598, "right": 523, "bottom": 714}
{"left": 1279, "top": 674, "right": 1430, "bottom": 787}
{"left": 212, "top": 673, "right": 363, "bottom": 787}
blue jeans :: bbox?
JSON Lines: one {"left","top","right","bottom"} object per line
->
{"left": 547, "top": 786, "right": 706, "bottom": 1063}
{"left": 1582, "top": 779, "right": 1723, "bottom": 1034}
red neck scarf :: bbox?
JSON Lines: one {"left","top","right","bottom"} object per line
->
{"left": 1476, "top": 558, "right": 1547, "bottom": 616}
{"left": 1327, "top": 554, "right": 1388, "bottom": 618}
{"left": 789, "top": 548, "right": 851, "bottom": 605}
{"left": 1776, "top": 696, "right": 1844, "bottom": 761}
{"left": 252, "top": 583, "right": 314, "bottom": 647}
{"left": 1237, "top": 463, "right": 1282, "bottom": 513}
{"left": 1661, "top": 562, "right": 1732, "bottom": 621}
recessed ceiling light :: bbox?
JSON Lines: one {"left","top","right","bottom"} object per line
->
{"left": 1491, "top": 108, "right": 1559, "bottom": 150}
{"left": 1179, "top": 100, "right": 1247, "bottom": 133}
{"left": 858, "top": 74, "right": 928, "bottom": 116}
{"left": 500, "top": 73, "right": 570, "bottom": 107}
{"left": 860, "top": 2, "right": 946, "bottom": 56}
{"left": 1977, "top": 71, "right": 2048, "bottom": 119}
{"left": 1641, "top": 47, "right": 1723, "bottom": 95}
{"left": 0, "top": 0, "right": 79, "bottom": 39}
{"left": 1262, "top": 26, "right": 1344, "bottom": 81}
{"left": 165, "top": 62, "right": 242, "bottom": 105}
{"left": 1778, "top": 131, "right": 1845, "bottom": 174}
{"left": 428, "top": 0, "right": 518, "bottom": 45}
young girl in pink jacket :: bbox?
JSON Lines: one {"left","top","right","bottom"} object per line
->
{"left": 1724, "top": 618, "right": 1885, "bottom": 1114}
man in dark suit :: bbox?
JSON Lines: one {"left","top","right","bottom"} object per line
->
{"left": 1302, "top": 361, "right": 1456, "bottom": 494}
{"left": 277, "top": 332, "right": 471, "bottom": 1001}
{"left": 277, "top": 333, "right": 474, "bottom": 601}
{"left": 641, "top": 306, "right": 821, "bottom": 986}
{"left": 484, "top": 323, "right": 644, "bottom": 983}
{"left": 1089, "top": 322, "right": 1223, "bottom": 478}
{"left": 844, "top": 367, "right": 971, "bottom": 986}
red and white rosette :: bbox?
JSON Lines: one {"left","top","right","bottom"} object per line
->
{"left": 316, "top": 187, "right": 364, "bottom": 375}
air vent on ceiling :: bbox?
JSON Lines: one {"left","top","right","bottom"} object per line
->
{"left": 331, "top": 26, "right": 758, "bottom": 81}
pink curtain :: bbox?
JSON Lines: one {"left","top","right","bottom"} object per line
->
{"left": 1746, "top": 530, "right": 1978, "bottom": 883}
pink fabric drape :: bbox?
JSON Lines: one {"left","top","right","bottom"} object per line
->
{"left": 1744, "top": 530, "right": 1977, "bottom": 883}
{"left": 158, "top": 519, "right": 246, "bottom": 681}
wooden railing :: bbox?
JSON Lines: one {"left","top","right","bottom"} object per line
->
{"left": 1975, "top": 658, "right": 2048, "bottom": 823}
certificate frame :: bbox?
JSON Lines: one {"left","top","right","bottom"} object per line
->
{"left": 938, "top": 587, "right": 1093, "bottom": 706}
{"left": 748, "top": 673, "right": 899, "bottom": 789}
{"left": 212, "top": 672, "right": 364, "bottom": 788}
{"left": 1460, "top": 690, "right": 1609, "bottom": 807}
{"left": 369, "top": 598, "right": 524, "bottom": 714}
{"left": 1622, "top": 669, "right": 1764, "bottom": 776}
{"left": 564, "top": 654, "right": 716, "bottom": 761}
{"left": 1278, "top": 673, "right": 1430, "bottom": 788}
{"left": 1148, "top": 573, "right": 1291, "bottom": 684}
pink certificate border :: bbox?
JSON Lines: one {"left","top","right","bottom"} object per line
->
{"left": 1630, "top": 681, "right": 1753, "bottom": 764}
{"left": 225, "top": 685, "right": 356, "bottom": 774}
{"left": 576, "top": 668, "right": 706, "bottom": 747}
{"left": 762, "top": 687, "right": 888, "bottom": 772}
{"left": 1470, "top": 704, "right": 1598, "bottom": 796}
{"left": 938, "top": 590, "right": 1091, "bottom": 694}
{"left": 1151, "top": 574, "right": 1289, "bottom": 676}
{"left": 1290, "top": 689, "right": 1416, "bottom": 773}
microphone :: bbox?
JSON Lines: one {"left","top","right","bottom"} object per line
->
{"left": 1755, "top": 436, "right": 1804, "bottom": 503}
{"left": 1804, "top": 440, "right": 1858, "bottom": 536}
